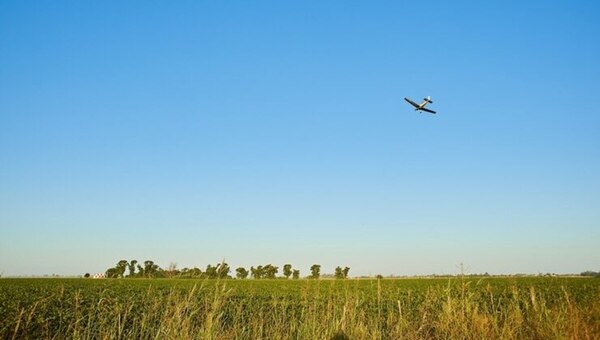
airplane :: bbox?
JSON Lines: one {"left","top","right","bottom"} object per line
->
{"left": 404, "top": 96, "right": 436, "bottom": 114}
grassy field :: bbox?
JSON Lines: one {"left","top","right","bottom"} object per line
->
{"left": 1, "top": 277, "right": 599, "bottom": 339}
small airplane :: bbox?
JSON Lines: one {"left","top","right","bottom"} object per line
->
{"left": 404, "top": 96, "right": 436, "bottom": 114}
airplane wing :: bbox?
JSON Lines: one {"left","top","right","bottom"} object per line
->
{"left": 404, "top": 97, "right": 420, "bottom": 108}
{"left": 420, "top": 107, "right": 436, "bottom": 114}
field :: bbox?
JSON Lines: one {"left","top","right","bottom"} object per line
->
{"left": 1, "top": 277, "right": 599, "bottom": 339}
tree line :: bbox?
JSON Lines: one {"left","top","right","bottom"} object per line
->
{"left": 99, "top": 260, "right": 350, "bottom": 279}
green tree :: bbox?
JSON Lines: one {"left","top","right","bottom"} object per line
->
{"left": 292, "top": 269, "right": 300, "bottom": 279}
{"left": 251, "top": 265, "right": 264, "bottom": 279}
{"left": 143, "top": 260, "right": 160, "bottom": 278}
{"left": 105, "top": 267, "right": 119, "bottom": 278}
{"left": 310, "top": 264, "right": 321, "bottom": 279}
{"left": 104, "top": 260, "right": 128, "bottom": 278}
{"left": 205, "top": 264, "right": 218, "bottom": 279}
{"left": 217, "top": 262, "right": 231, "bottom": 279}
{"left": 164, "top": 262, "right": 180, "bottom": 278}
{"left": 116, "top": 260, "right": 128, "bottom": 278}
{"left": 334, "top": 266, "right": 344, "bottom": 279}
{"left": 342, "top": 267, "right": 350, "bottom": 279}
{"left": 283, "top": 264, "right": 292, "bottom": 279}
{"left": 128, "top": 260, "right": 138, "bottom": 277}
{"left": 84, "top": 273, "right": 90, "bottom": 278}
{"left": 263, "top": 264, "right": 278, "bottom": 279}
{"left": 236, "top": 267, "right": 249, "bottom": 279}
{"left": 180, "top": 267, "right": 190, "bottom": 277}
{"left": 189, "top": 267, "right": 202, "bottom": 278}
{"left": 581, "top": 271, "right": 600, "bottom": 277}
{"left": 136, "top": 264, "right": 144, "bottom": 277}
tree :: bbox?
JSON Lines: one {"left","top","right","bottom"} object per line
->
{"left": 205, "top": 264, "right": 218, "bottom": 279}
{"left": 144, "top": 260, "right": 154, "bottom": 277}
{"left": 251, "top": 265, "right": 264, "bottom": 279}
{"left": 179, "top": 267, "right": 201, "bottom": 278}
{"left": 236, "top": 267, "right": 249, "bottom": 279}
{"left": 128, "top": 260, "right": 138, "bottom": 277}
{"left": 263, "top": 264, "right": 278, "bottom": 279}
{"left": 334, "top": 266, "right": 344, "bottom": 279}
{"left": 143, "top": 260, "right": 160, "bottom": 278}
{"left": 202, "top": 263, "right": 230, "bottom": 279}
{"left": 310, "top": 264, "right": 321, "bottom": 279}
{"left": 105, "top": 267, "right": 119, "bottom": 278}
{"left": 189, "top": 267, "right": 202, "bottom": 278}
{"left": 165, "top": 262, "right": 180, "bottom": 278}
{"left": 180, "top": 267, "right": 189, "bottom": 277}
{"left": 104, "top": 260, "right": 129, "bottom": 278}
{"left": 217, "top": 262, "right": 231, "bottom": 279}
{"left": 84, "top": 273, "right": 90, "bottom": 278}
{"left": 342, "top": 267, "right": 350, "bottom": 279}
{"left": 283, "top": 264, "right": 292, "bottom": 279}
{"left": 292, "top": 269, "right": 300, "bottom": 279}
{"left": 116, "top": 260, "right": 128, "bottom": 278}
{"left": 136, "top": 264, "right": 145, "bottom": 277}
{"left": 581, "top": 271, "right": 600, "bottom": 277}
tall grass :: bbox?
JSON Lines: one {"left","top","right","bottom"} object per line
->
{"left": 2, "top": 277, "right": 599, "bottom": 339}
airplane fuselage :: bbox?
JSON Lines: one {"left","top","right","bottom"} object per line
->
{"left": 404, "top": 96, "right": 436, "bottom": 114}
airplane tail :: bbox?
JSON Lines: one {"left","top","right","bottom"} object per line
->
{"left": 423, "top": 96, "right": 433, "bottom": 104}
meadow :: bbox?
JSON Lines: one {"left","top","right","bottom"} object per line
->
{"left": 1, "top": 277, "right": 599, "bottom": 339}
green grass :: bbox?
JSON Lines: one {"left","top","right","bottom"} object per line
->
{"left": 1, "top": 277, "right": 599, "bottom": 339}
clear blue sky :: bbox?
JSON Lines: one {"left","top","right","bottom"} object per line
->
{"left": 1, "top": 1, "right": 599, "bottom": 277}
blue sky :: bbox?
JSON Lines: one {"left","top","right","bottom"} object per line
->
{"left": 1, "top": 1, "right": 599, "bottom": 276}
